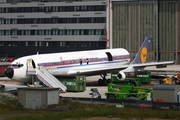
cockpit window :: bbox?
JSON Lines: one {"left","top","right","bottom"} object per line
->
{"left": 11, "top": 64, "right": 24, "bottom": 68}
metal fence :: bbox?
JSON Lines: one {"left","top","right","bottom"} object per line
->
{"left": 61, "top": 97, "right": 180, "bottom": 110}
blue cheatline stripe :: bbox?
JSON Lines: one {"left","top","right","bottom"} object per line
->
{"left": 38, "top": 59, "right": 130, "bottom": 69}
{"left": 38, "top": 55, "right": 130, "bottom": 67}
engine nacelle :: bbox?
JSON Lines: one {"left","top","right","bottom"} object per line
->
{"left": 117, "top": 71, "right": 136, "bottom": 80}
{"left": 117, "top": 71, "right": 126, "bottom": 80}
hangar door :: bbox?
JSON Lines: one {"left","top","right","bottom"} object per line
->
{"left": 111, "top": 0, "right": 178, "bottom": 63}
{"left": 112, "top": 1, "right": 156, "bottom": 61}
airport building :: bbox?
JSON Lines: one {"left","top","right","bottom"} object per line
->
{"left": 0, "top": 0, "right": 106, "bottom": 58}
{"left": 107, "top": 0, "right": 180, "bottom": 64}
{"left": 1, "top": 0, "right": 179, "bottom": 64}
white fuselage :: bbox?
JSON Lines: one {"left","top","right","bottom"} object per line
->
{"left": 8, "top": 48, "right": 130, "bottom": 83}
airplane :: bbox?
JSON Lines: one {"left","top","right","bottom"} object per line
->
{"left": 4, "top": 35, "right": 174, "bottom": 90}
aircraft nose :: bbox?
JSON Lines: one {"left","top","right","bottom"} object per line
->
{"left": 4, "top": 68, "right": 14, "bottom": 79}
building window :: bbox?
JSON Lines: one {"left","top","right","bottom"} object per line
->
{"left": 60, "top": 30, "right": 63, "bottom": 35}
{"left": 5, "top": 30, "right": 10, "bottom": 35}
{"left": 77, "top": 30, "right": 79, "bottom": 35}
{"left": 0, "top": 19, "right": 3, "bottom": 24}
{"left": 46, "top": 42, "right": 49, "bottom": 47}
{"left": 67, "top": 30, "right": 69, "bottom": 35}
{"left": 0, "top": 5, "right": 106, "bottom": 13}
{"left": 35, "top": 41, "right": 38, "bottom": 47}
{"left": 26, "top": 30, "right": 30, "bottom": 35}
{"left": 0, "top": 29, "right": 106, "bottom": 36}
{"left": 5, "top": 19, "right": 10, "bottom": 24}
{"left": 74, "top": 30, "right": 77, "bottom": 35}
{"left": 12, "top": 19, "right": 17, "bottom": 24}
{"left": 25, "top": 41, "right": 28, "bottom": 47}
{"left": 2, "top": 17, "right": 106, "bottom": 24}
{"left": 11, "top": 30, "right": 17, "bottom": 35}
{"left": 46, "top": 30, "right": 50, "bottom": 35}
{"left": 52, "top": 29, "right": 57, "bottom": 35}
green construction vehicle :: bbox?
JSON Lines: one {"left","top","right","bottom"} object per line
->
{"left": 105, "top": 78, "right": 152, "bottom": 100}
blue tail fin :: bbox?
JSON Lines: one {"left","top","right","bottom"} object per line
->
{"left": 130, "top": 35, "right": 152, "bottom": 64}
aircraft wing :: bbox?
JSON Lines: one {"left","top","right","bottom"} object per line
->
{"left": 67, "top": 61, "right": 174, "bottom": 75}
{"left": 131, "top": 61, "right": 175, "bottom": 68}
{"left": 67, "top": 65, "right": 129, "bottom": 75}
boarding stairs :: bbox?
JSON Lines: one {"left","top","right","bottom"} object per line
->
{"left": 36, "top": 66, "right": 67, "bottom": 91}
{"left": 27, "top": 63, "right": 67, "bottom": 92}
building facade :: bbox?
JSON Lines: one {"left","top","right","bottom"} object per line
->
{"left": 106, "top": 0, "right": 180, "bottom": 64}
{"left": 0, "top": 0, "right": 106, "bottom": 58}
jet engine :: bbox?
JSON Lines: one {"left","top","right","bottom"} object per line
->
{"left": 117, "top": 71, "right": 136, "bottom": 80}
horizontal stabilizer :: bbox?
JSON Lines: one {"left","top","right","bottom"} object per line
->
{"left": 0, "top": 84, "right": 28, "bottom": 92}
{"left": 156, "top": 64, "right": 167, "bottom": 68}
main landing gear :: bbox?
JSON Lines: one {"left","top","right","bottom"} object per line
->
{"left": 98, "top": 73, "right": 111, "bottom": 86}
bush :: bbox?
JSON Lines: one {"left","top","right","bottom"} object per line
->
{"left": 0, "top": 93, "right": 23, "bottom": 109}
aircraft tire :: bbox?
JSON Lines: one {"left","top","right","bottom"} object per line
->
{"left": 128, "top": 95, "right": 139, "bottom": 100}
{"left": 107, "top": 94, "right": 115, "bottom": 99}
{"left": 98, "top": 79, "right": 103, "bottom": 86}
{"left": 107, "top": 79, "right": 111, "bottom": 84}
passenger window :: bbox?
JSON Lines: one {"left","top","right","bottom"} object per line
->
{"left": 11, "top": 64, "right": 23, "bottom": 68}
{"left": 18, "top": 64, "right": 23, "bottom": 67}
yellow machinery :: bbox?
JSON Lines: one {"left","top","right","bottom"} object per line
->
{"left": 175, "top": 72, "right": 180, "bottom": 84}
{"left": 177, "top": 72, "right": 180, "bottom": 81}
{"left": 161, "top": 78, "right": 173, "bottom": 84}
{"left": 159, "top": 72, "right": 180, "bottom": 85}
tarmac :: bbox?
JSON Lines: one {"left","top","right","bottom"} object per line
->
{"left": 0, "top": 63, "right": 180, "bottom": 100}
{"left": 60, "top": 76, "right": 153, "bottom": 99}
{"left": 61, "top": 64, "right": 180, "bottom": 100}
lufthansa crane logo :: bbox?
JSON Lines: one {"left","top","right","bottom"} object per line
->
{"left": 140, "top": 47, "right": 147, "bottom": 63}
